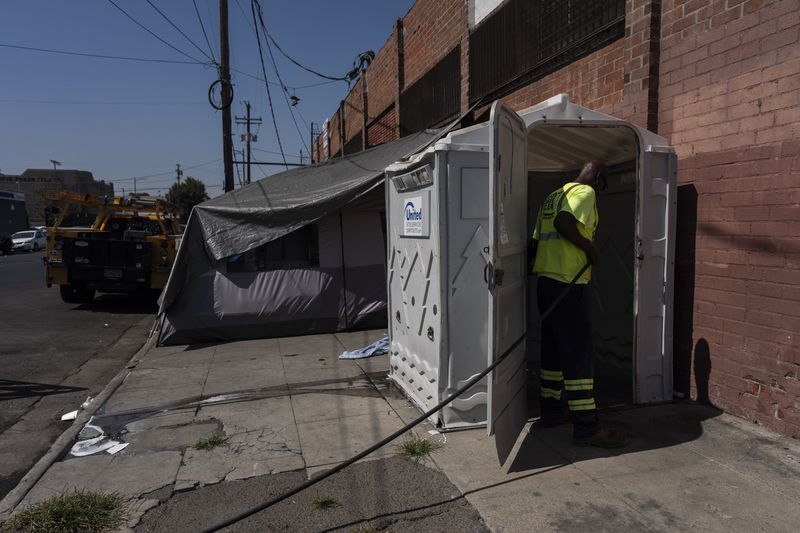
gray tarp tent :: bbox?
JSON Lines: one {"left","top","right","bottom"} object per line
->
{"left": 157, "top": 130, "right": 438, "bottom": 345}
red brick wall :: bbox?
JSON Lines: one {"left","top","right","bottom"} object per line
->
{"left": 660, "top": 0, "right": 800, "bottom": 437}
{"left": 402, "top": 0, "right": 467, "bottom": 88}
{"left": 502, "top": 40, "right": 626, "bottom": 115}
{"left": 367, "top": 106, "right": 396, "bottom": 147}
{"left": 328, "top": 110, "right": 342, "bottom": 158}
{"left": 366, "top": 30, "right": 398, "bottom": 125}
{"left": 343, "top": 83, "right": 363, "bottom": 144}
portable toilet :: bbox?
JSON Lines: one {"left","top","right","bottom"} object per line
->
{"left": 385, "top": 94, "right": 676, "bottom": 462}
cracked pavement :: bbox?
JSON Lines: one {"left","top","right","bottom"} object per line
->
{"left": 9, "top": 328, "right": 800, "bottom": 532}
{"left": 11, "top": 330, "right": 487, "bottom": 531}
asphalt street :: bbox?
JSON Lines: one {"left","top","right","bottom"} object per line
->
{"left": 0, "top": 250, "right": 155, "bottom": 499}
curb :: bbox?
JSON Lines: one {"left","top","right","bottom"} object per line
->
{"left": 0, "top": 317, "right": 157, "bottom": 520}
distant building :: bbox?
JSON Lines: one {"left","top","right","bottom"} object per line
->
{"left": 0, "top": 169, "right": 114, "bottom": 224}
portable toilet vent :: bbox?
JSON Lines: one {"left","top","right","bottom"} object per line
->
{"left": 386, "top": 94, "right": 676, "bottom": 459}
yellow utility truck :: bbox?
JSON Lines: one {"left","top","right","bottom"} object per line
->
{"left": 44, "top": 192, "right": 183, "bottom": 303}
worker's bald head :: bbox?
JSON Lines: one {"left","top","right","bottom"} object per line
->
{"left": 577, "top": 160, "right": 607, "bottom": 192}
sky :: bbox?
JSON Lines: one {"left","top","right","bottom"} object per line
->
{"left": 0, "top": 0, "right": 414, "bottom": 197}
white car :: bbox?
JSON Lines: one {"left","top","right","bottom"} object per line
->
{"left": 11, "top": 230, "right": 46, "bottom": 252}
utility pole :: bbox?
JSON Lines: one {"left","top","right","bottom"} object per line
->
{"left": 134, "top": 177, "right": 137, "bottom": 195}
{"left": 50, "top": 159, "right": 61, "bottom": 171}
{"left": 175, "top": 163, "right": 183, "bottom": 184}
{"left": 235, "top": 101, "right": 262, "bottom": 185}
{"left": 310, "top": 122, "right": 315, "bottom": 163}
{"left": 219, "top": 0, "right": 234, "bottom": 192}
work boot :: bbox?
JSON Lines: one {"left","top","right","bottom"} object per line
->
{"left": 572, "top": 427, "right": 627, "bottom": 448}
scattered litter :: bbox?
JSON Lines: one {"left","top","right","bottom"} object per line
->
{"left": 61, "top": 410, "right": 78, "bottom": 421}
{"left": 81, "top": 396, "right": 94, "bottom": 409}
{"left": 427, "top": 429, "right": 439, "bottom": 435}
{"left": 106, "top": 442, "right": 129, "bottom": 455}
{"left": 69, "top": 436, "right": 123, "bottom": 457}
{"left": 104, "top": 323, "right": 109, "bottom": 327}
{"left": 78, "top": 424, "right": 103, "bottom": 440}
{"left": 339, "top": 336, "right": 389, "bottom": 360}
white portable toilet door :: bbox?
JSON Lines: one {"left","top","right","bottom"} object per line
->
{"left": 635, "top": 146, "right": 677, "bottom": 403}
{"left": 486, "top": 101, "right": 529, "bottom": 465}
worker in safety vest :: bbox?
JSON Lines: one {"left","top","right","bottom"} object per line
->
{"left": 530, "top": 160, "right": 626, "bottom": 448}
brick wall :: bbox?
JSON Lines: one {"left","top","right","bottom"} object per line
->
{"left": 366, "top": 30, "right": 398, "bottom": 125}
{"left": 502, "top": 40, "right": 626, "bottom": 115}
{"left": 659, "top": 0, "right": 800, "bottom": 437}
{"left": 343, "top": 82, "right": 363, "bottom": 144}
{"left": 401, "top": 0, "right": 467, "bottom": 88}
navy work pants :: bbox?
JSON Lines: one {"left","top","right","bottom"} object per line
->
{"left": 537, "top": 276, "right": 599, "bottom": 438}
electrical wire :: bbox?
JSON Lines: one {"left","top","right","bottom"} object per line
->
{"left": 0, "top": 97, "right": 204, "bottom": 106}
{"left": 255, "top": 1, "right": 348, "bottom": 82}
{"left": 199, "top": 262, "right": 593, "bottom": 532}
{"left": 250, "top": 0, "right": 287, "bottom": 169}
{"left": 192, "top": 0, "right": 217, "bottom": 63}
{"left": 111, "top": 158, "right": 223, "bottom": 182}
{"left": 144, "top": 0, "right": 215, "bottom": 63}
{"left": 0, "top": 43, "right": 203, "bottom": 65}
{"left": 106, "top": 0, "right": 210, "bottom": 65}
{"left": 252, "top": 1, "right": 309, "bottom": 152}
{"left": 252, "top": 147, "right": 301, "bottom": 159}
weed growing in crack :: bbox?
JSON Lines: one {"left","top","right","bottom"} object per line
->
{"left": 193, "top": 432, "right": 226, "bottom": 450}
{"left": 395, "top": 436, "right": 443, "bottom": 459}
{"left": 6, "top": 490, "right": 126, "bottom": 533}
{"left": 311, "top": 496, "right": 339, "bottom": 510}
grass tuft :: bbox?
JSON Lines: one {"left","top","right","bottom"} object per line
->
{"left": 6, "top": 490, "right": 126, "bottom": 533}
{"left": 192, "top": 432, "right": 226, "bottom": 450}
{"left": 395, "top": 436, "right": 443, "bottom": 459}
{"left": 311, "top": 496, "right": 339, "bottom": 510}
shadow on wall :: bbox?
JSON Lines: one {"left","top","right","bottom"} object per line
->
{"left": 694, "top": 338, "right": 711, "bottom": 404}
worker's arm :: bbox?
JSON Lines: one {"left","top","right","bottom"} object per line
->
{"left": 554, "top": 211, "right": 600, "bottom": 265}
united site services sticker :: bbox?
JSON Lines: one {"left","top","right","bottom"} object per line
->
{"left": 404, "top": 196, "right": 423, "bottom": 236}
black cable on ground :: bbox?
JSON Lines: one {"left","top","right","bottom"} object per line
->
{"left": 200, "top": 262, "right": 591, "bottom": 532}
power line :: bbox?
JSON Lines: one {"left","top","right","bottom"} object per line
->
{"left": 105, "top": 0, "right": 209, "bottom": 65}
{"left": 0, "top": 42, "right": 202, "bottom": 65}
{"left": 255, "top": 3, "right": 348, "bottom": 81}
{"left": 229, "top": 67, "right": 338, "bottom": 91}
{"left": 252, "top": 147, "right": 301, "bottom": 159}
{"left": 251, "top": 0, "right": 287, "bottom": 169}
{"left": 0, "top": 97, "right": 204, "bottom": 106}
{"left": 251, "top": 2, "right": 309, "bottom": 152}
{"left": 192, "top": 0, "right": 217, "bottom": 62}
{"left": 143, "top": 0, "right": 215, "bottom": 63}
{"left": 111, "top": 158, "right": 222, "bottom": 182}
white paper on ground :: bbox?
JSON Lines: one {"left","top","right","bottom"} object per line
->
{"left": 106, "top": 442, "right": 129, "bottom": 455}
{"left": 61, "top": 410, "right": 79, "bottom": 421}
{"left": 69, "top": 436, "right": 124, "bottom": 457}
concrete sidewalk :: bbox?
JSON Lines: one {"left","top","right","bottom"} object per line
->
{"left": 8, "top": 330, "right": 800, "bottom": 532}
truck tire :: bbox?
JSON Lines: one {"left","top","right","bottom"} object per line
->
{"left": 77, "top": 288, "right": 96, "bottom": 303}
{"left": 60, "top": 285, "right": 80, "bottom": 303}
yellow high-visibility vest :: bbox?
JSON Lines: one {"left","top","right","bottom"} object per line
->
{"left": 532, "top": 182, "right": 598, "bottom": 284}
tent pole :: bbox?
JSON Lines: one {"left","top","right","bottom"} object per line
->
{"left": 339, "top": 210, "right": 350, "bottom": 330}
